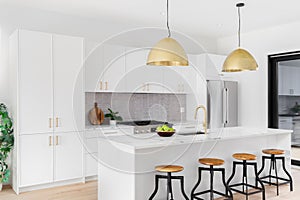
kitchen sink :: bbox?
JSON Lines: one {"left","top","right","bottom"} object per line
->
{"left": 178, "top": 131, "right": 206, "bottom": 136}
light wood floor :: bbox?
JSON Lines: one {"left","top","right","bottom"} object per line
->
{"left": 0, "top": 168, "right": 299, "bottom": 200}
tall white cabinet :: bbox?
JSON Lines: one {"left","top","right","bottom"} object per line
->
{"left": 9, "top": 30, "right": 85, "bottom": 194}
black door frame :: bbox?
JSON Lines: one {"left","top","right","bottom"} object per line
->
{"left": 268, "top": 51, "right": 300, "bottom": 166}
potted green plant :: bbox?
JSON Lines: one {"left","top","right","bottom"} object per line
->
{"left": 0, "top": 104, "right": 14, "bottom": 191}
{"left": 104, "top": 108, "right": 123, "bottom": 126}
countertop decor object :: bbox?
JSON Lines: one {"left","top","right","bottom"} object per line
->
{"left": 146, "top": 0, "right": 188, "bottom": 66}
{"left": 104, "top": 108, "right": 123, "bottom": 126}
{"left": 0, "top": 103, "right": 14, "bottom": 189}
{"left": 88, "top": 102, "right": 104, "bottom": 125}
{"left": 156, "top": 131, "right": 175, "bottom": 137}
{"left": 222, "top": 3, "right": 258, "bottom": 72}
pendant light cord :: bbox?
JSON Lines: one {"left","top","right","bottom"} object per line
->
{"left": 166, "top": 0, "right": 171, "bottom": 37}
{"left": 238, "top": 5, "right": 241, "bottom": 47}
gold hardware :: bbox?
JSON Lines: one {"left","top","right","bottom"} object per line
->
{"left": 49, "top": 136, "right": 52, "bottom": 146}
{"left": 49, "top": 118, "right": 52, "bottom": 128}
{"left": 100, "top": 81, "right": 103, "bottom": 90}
{"left": 56, "top": 136, "right": 59, "bottom": 145}
{"left": 105, "top": 81, "right": 108, "bottom": 90}
{"left": 194, "top": 105, "right": 207, "bottom": 134}
{"left": 56, "top": 117, "right": 59, "bottom": 128}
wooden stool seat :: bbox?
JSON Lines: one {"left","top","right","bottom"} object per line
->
{"left": 262, "top": 149, "right": 284, "bottom": 155}
{"left": 155, "top": 165, "right": 184, "bottom": 173}
{"left": 199, "top": 158, "right": 224, "bottom": 166}
{"left": 233, "top": 153, "right": 256, "bottom": 161}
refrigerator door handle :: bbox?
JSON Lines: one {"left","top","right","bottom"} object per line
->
{"left": 223, "top": 88, "right": 227, "bottom": 125}
{"left": 226, "top": 88, "right": 229, "bottom": 125}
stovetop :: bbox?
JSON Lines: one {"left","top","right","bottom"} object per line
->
{"left": 118, "top": 120, "right": 168, "bottom": 126}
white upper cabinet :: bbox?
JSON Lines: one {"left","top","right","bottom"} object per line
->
{"left": 125, "top": 47, "right": 164, "bottom": 93}
{"left": 84, "top": 41, "right": 104, "bottom": 91}
{"left": 103, "top": 44, "right": 126, "bottom": 91}
{"left": 18, "top": 30, "right": 53, "bottom": 134}
{"left": 278, "top": 66, "right": 300, "bottom": 95}
{"left": 53, "top": 35, "right": 84, "bottom": 132}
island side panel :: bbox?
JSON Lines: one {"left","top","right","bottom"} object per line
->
{"left": 98, "top": 139, "right": 135, "bottom": 200}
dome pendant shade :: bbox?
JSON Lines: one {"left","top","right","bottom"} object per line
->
{"left": 222, "top": 48, "right": 258, "bottom": 72}
{"left": 147, "top": 37, "right": 189, "bottom": 66}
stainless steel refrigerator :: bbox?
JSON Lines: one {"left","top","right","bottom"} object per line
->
{"left": 207, "top": 80, "right": 238, "bottom": 128}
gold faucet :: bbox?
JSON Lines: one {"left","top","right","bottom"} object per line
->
{"left": 194, "top": 105, "right": 207, "bottom": 134}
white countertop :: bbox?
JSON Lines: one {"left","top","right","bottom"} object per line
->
{"left": 98, "top": 127, "right": 292, "bottom": 150}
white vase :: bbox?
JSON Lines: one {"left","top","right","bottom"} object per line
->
{"left": 0, "top": 183, "right": 3, "bottom": 191}
{"left": 110, "top": 120, "right": 117, "bottom": 126}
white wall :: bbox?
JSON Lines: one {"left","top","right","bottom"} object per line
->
{"left": 0, "top": 5, "right": 218, "bottom": 107}
{"left": 217, "top": 21, "right": 300, "bottom": 128}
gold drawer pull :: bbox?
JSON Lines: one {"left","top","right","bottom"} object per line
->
{"left": 56, "top": 117, "right": 59, "bottom": 128}
{"left": 56, "top": 136, "right": 59, "bottom": 145}
{"left": 49, "top": 118, "right": 52, "bottom": 128}
{"left": 105, "top": 81, "right": 108, "bottom": 90}
{"left": 49, "top": 136, "right": 52, "bottom": 146}
{"left": 100, "top": 81, "right": 103, "bottom": 90}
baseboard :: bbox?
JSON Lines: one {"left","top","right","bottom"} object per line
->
{"left": 18, "top": 178, "right": 85, "bottom": 194}
{"left": 85, "top": 175, "right": 98, "bottom": 182}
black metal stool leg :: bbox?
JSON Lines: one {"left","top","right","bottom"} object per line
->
{"left": 280, "top": 157, "right": 294, "bottom": 192}
{"left": 254, "top": 162, "right": 266, "bottom": 200}
{"left": 273, "top": 156, "right": 279, "bottom": 196}
{"left": 227, "top": 161, "right": 237, "bottom": 193}
{"left": 149, "top": 175, "right": 160, "bottom": 200}
{"left": 210, "top": 166, "right": 214, "bottom": 200}
{"left": 221, "top": 168, "right": 233, "bottom": 200}
{"left": 191, "top": 167, "right": 202, "bottom": 200}
{"left": 179, "top": 176, "right": 189, "bottom": 200}
{"left": 268, "top": 157, "right": 273, "bottom": 185}
{"left": 167, "top": 172, "right": 174, "bottom": 200}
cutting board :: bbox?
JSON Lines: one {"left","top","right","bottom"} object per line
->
{"left": 88, "top": 102, "right": 104, "bottom": 125}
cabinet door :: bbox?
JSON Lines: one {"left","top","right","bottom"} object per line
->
{"left": 20, "top": 134, "right": 53, "bottom": 186}
{"left": 103, "top": 44, "right": 126, "bottom": 91}
{"left": 53, "top": 35, "right": 84, "bottom": 132}
{"left": 19, "top": 30, "right": 53, "bottom": 134}
{"left": 125, "top": 47, "right": 164, "bottom": 93}
{"left": 54, "top": 132, "right": 83, "bottom": 181}
{"left": 84, "top": 41, "right": 105, "bottom": 91}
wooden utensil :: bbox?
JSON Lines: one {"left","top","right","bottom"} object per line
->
{"left": 88, "top": 102, "right": 104, "bottom": 125}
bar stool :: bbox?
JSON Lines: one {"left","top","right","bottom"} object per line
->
{"left": 149, "top": 165, "right": 189, "bottom": 200}
{"left": 227, "top": 153, "right": 265, "bottom": 200}
{"left": 258, "top": 149, "right": 293, "bottom": 195}
{"left": 191, "top": 158, "right": 233, "bottom": 200}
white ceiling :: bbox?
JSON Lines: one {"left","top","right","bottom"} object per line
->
{"left": 1, "top": 0, "right": 300, "bottom": 38}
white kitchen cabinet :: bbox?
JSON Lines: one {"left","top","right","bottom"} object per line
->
{"left": 103, "top": 44, "right": 126, "bottom": 91}
{"left": 20, "top": 134, "right": 53, "bottom": 187}
{"left": 279, "top": 117, "right": 293, "bottom": 130}
{"left": 85, "top": 153, "right": 98, "bottom": 177}
{"left": 54, "top": 132, "right": 83, "bottom": 181}
{"left": 9, "top": 29, "right": 85, "bottom": 193}
{"left": 18, "top": 30, "right": 53, "bottom": 135}
{"left": 125, "top": 47, "right": 164, "bottom": 93}
{"left": 278, "top": 66, "right": 300, "bottom": 95}
{"left": 84, "top": 41, "right": 105, "bottom": 91}
{"left": 53, "top": 35, "right": 84, "bottom": 132}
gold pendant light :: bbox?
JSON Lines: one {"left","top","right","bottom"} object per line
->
{"left": 222, "top": 3, "right": 258, "bottom": 72}
{"left": 147, "top": 0, "right": 188, "bottom": 66}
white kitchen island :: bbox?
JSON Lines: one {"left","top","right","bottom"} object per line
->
{"left": 98, "top": 127, "right": 292, "bottom": 200}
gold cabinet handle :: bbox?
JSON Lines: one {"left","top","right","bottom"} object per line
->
{"left": 105, "top": 81, "right": 108, "bottom": 90}
{"left": 56, "top": 136, "right": 59, "bottom": 146}
{"left": 100, "top": 81, "right": 103, "bottom": 90}
{"left": 49, "top": 136, "right": 52, "bottom": 146}
{"left": 56, "top": 117, "right": 59, "bottom": 128}
{"left": 49, "top": 118, "right": 52, "bottom": 128}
